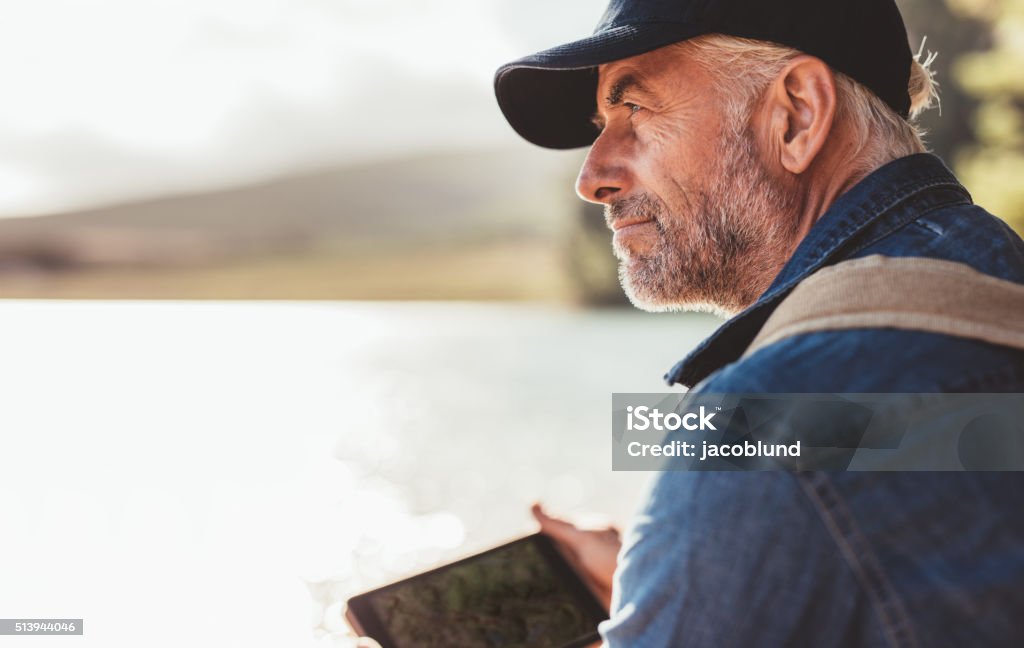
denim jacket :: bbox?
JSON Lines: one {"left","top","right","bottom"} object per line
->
{"left": 600, "top": 154, "right": 1024, "bottom": 647}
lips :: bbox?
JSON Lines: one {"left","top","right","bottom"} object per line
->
{"left": 611, "top": 217, "right": 657, "bottom": 254}
{"left": 611, "top": 217, "right": 655, "bottom": 232}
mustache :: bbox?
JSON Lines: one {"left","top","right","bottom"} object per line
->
{"left": 605, "top": 194, "right": 665, "bottom": 229}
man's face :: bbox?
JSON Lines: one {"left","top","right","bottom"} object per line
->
{"left": 577, "top": 44, "right": 801, "bottom": 315}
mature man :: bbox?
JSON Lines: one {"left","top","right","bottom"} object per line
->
{"left": 496, "top": 0, "right": 1024, "bottom": 646}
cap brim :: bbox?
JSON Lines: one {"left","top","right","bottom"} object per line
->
{"left": 494, "top": 23, "right": 706, "bottom": 149}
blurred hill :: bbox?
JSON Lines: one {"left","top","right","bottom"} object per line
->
{"left": 0, "top": 148, "right": 590, "bottom": 300}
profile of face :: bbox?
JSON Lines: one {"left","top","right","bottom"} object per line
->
{"left": 576, "top": 45, "right": 804, "bottom": 316}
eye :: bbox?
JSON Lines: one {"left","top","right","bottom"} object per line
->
{"left": 625, "top": 102, "right": 643, "bottom": 115}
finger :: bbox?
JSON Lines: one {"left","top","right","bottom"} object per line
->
{"left": 531, "top": 503, "right": 586, "bottom": 546}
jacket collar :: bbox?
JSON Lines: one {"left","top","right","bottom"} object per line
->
{"left": 664, "top": 153, "right": 971, "bottom": 389}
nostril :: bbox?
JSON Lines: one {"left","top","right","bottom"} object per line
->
{"left": 594, "top": 187, "right": 619, "bottom": 202}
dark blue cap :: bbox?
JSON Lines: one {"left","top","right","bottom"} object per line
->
{"left": 495, "top": 0, "right": 913, "bottom": 149}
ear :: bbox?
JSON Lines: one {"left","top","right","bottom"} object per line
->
{"left": 762, "top": 55, "right": 837, "bottom": 175}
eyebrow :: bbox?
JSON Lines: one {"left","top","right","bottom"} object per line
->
{"left": 591, "top": 73, "right": 651, "bottom": 129}
{"left": 606, "top": 74, "right": 648, "bottom": 107}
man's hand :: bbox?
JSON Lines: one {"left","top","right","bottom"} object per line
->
{"left": 531, "top": 503, "right": 621, "bottom": 610}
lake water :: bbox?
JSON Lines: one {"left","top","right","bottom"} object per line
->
{"left": 0, "top": 301, "right": 718, "bottom": 647}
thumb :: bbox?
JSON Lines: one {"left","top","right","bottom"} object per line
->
{"left": 531, "top": 503, "right": 585, "bottom": 547}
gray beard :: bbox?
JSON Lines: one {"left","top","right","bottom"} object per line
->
{"left": 609, "top": 127, "right": 802, "bottom": 316}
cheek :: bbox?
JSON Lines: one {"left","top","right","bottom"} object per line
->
{"left": 633, "top": 129, "right": 683, "bottom": 188}
{"left": 635, "top": 117, "right": 681, "bottom": 154}
{"left": 638, "top": 114, "right": 712, "bottom": 172}
{"left": 637, "top": 117, "right": 725, "bottom": 202}
{"left": 634, "top": 136, "right": 701, "bottom": 209}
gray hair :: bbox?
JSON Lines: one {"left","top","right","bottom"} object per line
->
{"left": 675, "top": 35, "right": 939, "bottom": 176}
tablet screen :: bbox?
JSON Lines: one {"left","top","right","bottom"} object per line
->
{"left": 350, "top": 534, "right": 606, "bottom": 647}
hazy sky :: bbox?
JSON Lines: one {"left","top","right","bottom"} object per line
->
{"left": 0, "top": 0, "right": 604, "bottom": 216}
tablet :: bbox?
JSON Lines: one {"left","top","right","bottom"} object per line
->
{"left": 345, "top": 533, "right": 608, "bottom": 648}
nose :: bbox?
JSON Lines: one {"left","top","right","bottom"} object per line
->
{"left": 575, "top": 131, "right": 632, "bottom": 205}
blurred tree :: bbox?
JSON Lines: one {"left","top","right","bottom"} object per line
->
{"left": 944, "top": 0, "right": 1024, "bottom": 231}
{"left": 897, "top": 0, "right": 992, "bottom": 164}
